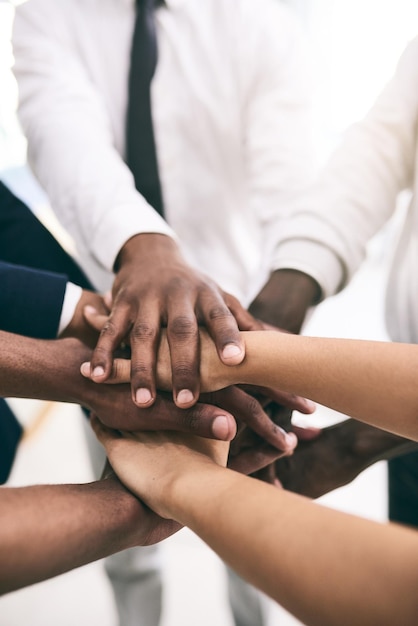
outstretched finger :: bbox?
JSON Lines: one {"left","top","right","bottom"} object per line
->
{"left": 210, "top": 387, "right": 297, "bottom": 453}
{"left": 166, "top": 294, "right": 200, "bottom": 408}
{"left": 93, "top": 389, "right": 238, "bottom": 442}
{"left": 239, "top": 384, "right": 316, "bottom": 414}
{"left": 240, "top": 385, "right": 316, "bottom": 415}
{"left": 198, "top": 288, "right": 245, "bottom": 366}
{"left": 223, "top": 292, "right": 264, "bottom": 331}
{"left": 129, "top": 300, "right": 161, "bottom": 407}
{"left": 89, "top": 301, "right": 133, "bottom": 382}
{"left": 83, "top": 305, "right": 110, "bottom": 333}
{"left": 129, "top": 394, "right": 238, "bottom": 441}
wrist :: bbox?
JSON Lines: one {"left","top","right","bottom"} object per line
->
{"left": 115, "top": 233, "right": 180, "bottom": 271}
{"left": 5, "top": 335, "right": 93, "bottom": 405}
{"left": 198, "top": 330, "right": 237, "bottom": 391}
{"left": 165, "top": 461, "right": 225, "bottom": 523}
{"left": 43, "top": 337, "right": 100, "bottom": 409}
{"left": 89, "top": 476, "right": 146, "bottom": 549}
{"left": 249, "top": 269, "right": 320, "bottom": 334}
{"left": 168, "top": 463, "right": 241, "bottom": 528}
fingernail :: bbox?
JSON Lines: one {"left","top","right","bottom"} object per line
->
{"left": 277, "top": 427, "right": 297, "bottom": 449}
{"left": 212, "top": 415, "right": 230, "bottom": 440}
{"left": 93, "top": 366, "right": 105, "bottom": 378}
{"left": 84, "top": 305, "right": 98, "bottom": 315}
{"left": 177, "top": 389, "right": 194, "bottom": 406}
{"left": 136, "top": 388, "right": 152, "bottom": 405}
{"left": 222, "top": 344, "right": 243, "bottom": 360}
{"left": 80, "top": 362, "right": 92, "bottom": 377}
{"left": 305, "top": 399, "right": 316, "bottom": 412}
{"left": 285, "top": 432, "right": 298, "bottom": 448}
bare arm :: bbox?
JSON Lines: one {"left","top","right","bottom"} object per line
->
{"left": 0, "top": 473, "right": 179, "bottom": 595}
{"left": 92, "top": 421, "right": 418, "bottom": 626}
{"left": 91, "top": 233, "right": 249, "bottom": 409}
{"left": 182, "top": 331, "right": 418, "bottom": 442}
{"left": 170, "top": 470, "right": 418, "bottom": 626}
{"left": 0, "top": 328, "right": 186, "bottom": 593}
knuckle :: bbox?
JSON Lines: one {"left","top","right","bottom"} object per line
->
{"left": 130, "top": 362, "right": 151, "bottom": 378}
{"left": 172, "top": 361, "right": 194, "bottom": 380}
{"left": 208, "top": 305, "right": 231, "bottom": 322}
{"left": 170, "top": 315, "right": 197, "bottom": 339}
{"left": 244, "top": 396, "right": 263, "bottom": 418}
{"left": 100, "top": 320, "right": 118, "bottom": 339}
{"left": 131, "top": 323, "right": 157, "bottom": 343}
{"left": 168, "top": 275, "right": 189, "bottom": 291}
{"left": 224, "top": 292, "right": 238, "bottom": 308}
{"left": 114, "top": 285, "right": 135, "bottom": 305}
{"left": 92, "top": 345, "right": 110, "bottom": 362}
{"left": 182, "top": 409, "right": 200, "bottom": 432}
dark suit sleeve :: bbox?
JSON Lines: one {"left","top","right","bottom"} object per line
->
{"left": 0, "top": 260, "right": 68, "bottom": 339}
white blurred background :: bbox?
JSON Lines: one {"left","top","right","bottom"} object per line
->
{"left": 1, "top": 1, "right": 418, "bottom": 625}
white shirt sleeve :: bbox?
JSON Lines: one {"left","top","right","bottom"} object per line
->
{"left": 272, "top": 37, "right": 418, "bottom": 298}
{"left": 57, "top": 282, "right": 83, "bottom": 336}
{"left": 13, "top": 0, "right": 176, "bottom": 275}
{"left": 238, "top": 1, "right": 316, "bottom": 282}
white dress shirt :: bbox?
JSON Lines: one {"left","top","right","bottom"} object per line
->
{"left": 272, "top": 37, "right": 418, "bottom": 342}
{"left": 13, "top": 0, "right": 313, "bottom": 306}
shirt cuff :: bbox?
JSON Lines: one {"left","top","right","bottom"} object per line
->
{"left": 57, "top": 282, "right": 83, "bottom": 336}
{"left": 271, "top": 240, "right": 345, "bottom": 300}
{"left": 90, "top": 201, "right": 178, "bottom": 272}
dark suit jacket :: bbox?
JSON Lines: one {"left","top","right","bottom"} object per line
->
{"left": 0, "top": 260, "right": 68, "bottom": 338}
{"left": 0, "top": 260, "right": 69, "bottom": 483}
{"left": 0, "top": 180, "right": 92, "bottom": 483}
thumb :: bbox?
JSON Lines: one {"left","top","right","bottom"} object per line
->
{"left": 83, "top": 304, "right": 110, "bottom": 332}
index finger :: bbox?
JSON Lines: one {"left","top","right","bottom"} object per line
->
{"left": 198, "top": 287, "right": 245, "bottom": 366}
{"left": 207, "top": 387, "right": 297, "bottom": 453}
{"left": 89, "top": 301, "right": 133, "bottom": 381}
{"left": 239, "top": 384, "right": 316, "bottom": 415}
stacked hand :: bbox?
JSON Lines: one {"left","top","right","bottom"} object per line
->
{"left": 71, "top": 237, "right": 320, "bottom": 516}
{"left": 75, "top": 234, "right": 317, "bottom": 469}
{"left": 85, "top": 234, "right": 256, "bottom": 408}
{"left": 93, "top": 419, "right": 229, "bottom": 521}
{"left": 81, "top": 328, "right": 318, "bottom": 474}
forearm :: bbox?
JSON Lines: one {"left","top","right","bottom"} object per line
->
{"left": 0, "top": 331, "right": 94, "bottom": 406}
{"left": 248, "top": 269, "right": 320, "bottom": 333}
{"left": 168, "top": 466, "right": 418, "bottom": 626}
{"left": 0, "top": 477, "right": 142, "bottom": 594}
{"left": 203, "top": 331, "right": 418, "bottom": 441}
{"left": 275, "top": 419, "right": 418, "bottom": 500}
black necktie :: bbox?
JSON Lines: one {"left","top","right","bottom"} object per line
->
{"left": 0, "top": 398, "right": 22, "bottom": 484}
{"left": 126, "top": 0, "right": 164, "bottom": 217}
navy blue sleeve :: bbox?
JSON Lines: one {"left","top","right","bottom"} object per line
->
{"left": 0, "top": 260, "right": 68, "bottom": 339}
